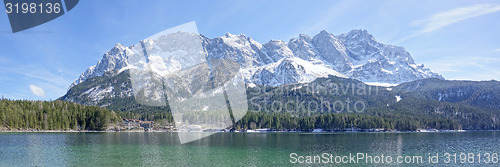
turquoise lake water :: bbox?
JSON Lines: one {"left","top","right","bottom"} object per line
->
{"left": 0, "top": 131, "right": 498, "bottom": 166}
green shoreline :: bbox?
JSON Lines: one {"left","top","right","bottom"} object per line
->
{"left": 1, "top": 129, "right": 485, "bottom": 133}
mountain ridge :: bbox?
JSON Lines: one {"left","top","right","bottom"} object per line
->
{"left": 70, "top": 29, "right": 443, "bottom": 89}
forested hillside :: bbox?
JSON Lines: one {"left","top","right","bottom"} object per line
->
{"left": 0, "top": 99, "right": 120, "bottom": 131}
{"left": 235, "top": 112, "right": 459, "bottom": 131}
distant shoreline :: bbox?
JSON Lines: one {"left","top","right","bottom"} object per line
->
{"left": 0, "top": 130, "right": 103, "bottom": 133}
{"left": 1, "top": 129, "right": 498, "bottom": 133}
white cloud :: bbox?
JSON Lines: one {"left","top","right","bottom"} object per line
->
{"left": 0, "top": 65, "right": 73, "bottom": 99}
{"left": 494, "top": 48, "right": 500, "bottom": 52}
{"left": 397, "top": 4, "right": 500, "bottom": 43}
{"left": 29, "top": 85, "right": 45, "bottom": 97}
{"left": 413, "top": 4, "right": 500, "bottom": 33}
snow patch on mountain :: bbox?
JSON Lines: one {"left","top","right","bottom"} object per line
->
{"left": 365, "top": 82, "right": 399, "bottom": 87}
{"left": 81, "top": 85, "right": 114, "bottom": 103}
{"left": 395, "top": 95, "right": 401, "bottom": 102}
{"left": 250, "top": 57, "right": 346, "bottom": 86}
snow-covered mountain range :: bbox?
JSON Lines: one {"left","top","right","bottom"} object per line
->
{"left": 70, "top": 29, "right": 443, "bottom": 89}
{"left": 59, "top": 29, "right": 500, "bottom": 131}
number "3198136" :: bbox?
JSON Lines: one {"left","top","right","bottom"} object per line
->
{"left": 5, "top": 2, "right": 61, "bottom": 14}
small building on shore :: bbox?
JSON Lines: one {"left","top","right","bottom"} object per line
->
{"left": 140, "top": 121, "right": 154, "bottom": 130}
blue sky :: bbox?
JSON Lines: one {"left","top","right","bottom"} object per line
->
{"left": 0, "top": 0, "right": 499, "bottom": 100}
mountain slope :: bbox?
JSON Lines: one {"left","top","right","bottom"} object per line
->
{"left": 61, "top": 73, "right": 500, "bottom": 130}
{"left": 393, "top": 78, "right": 500, "bottom": 110}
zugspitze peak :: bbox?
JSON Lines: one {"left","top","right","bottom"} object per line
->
{"left": 70, "top": 29, "right": 443, "bottom": 89}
